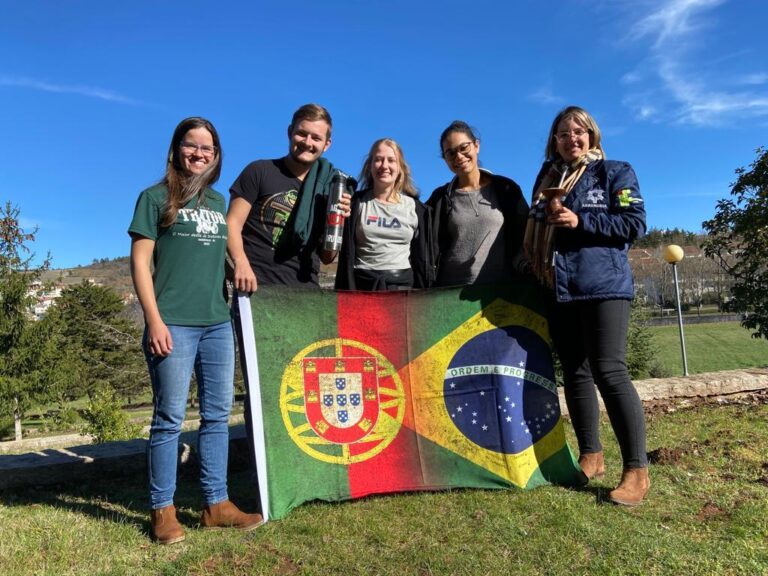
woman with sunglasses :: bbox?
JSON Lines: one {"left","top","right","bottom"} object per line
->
{"left": 428, "top": 121, "right": 529, "bottom": 287}
{"left": 525, "top": 106, "right": 649, "bottom": 505}
{"left": 335, "top": 138, "right": 432, "bottom": 291}
{"left": 129, "top": 117, "right": 263, "bottom": 545}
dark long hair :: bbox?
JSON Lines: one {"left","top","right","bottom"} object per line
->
{"left": 160, "top": 117, "right": 222, "bottom": 227}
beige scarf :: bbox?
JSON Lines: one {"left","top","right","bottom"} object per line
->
{"left": 523, "top": 149, "right": 603, "bottom": 287}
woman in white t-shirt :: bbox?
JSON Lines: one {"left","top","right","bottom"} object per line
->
{"left": 335, "top": 138, "right": 433, "bottom": 290}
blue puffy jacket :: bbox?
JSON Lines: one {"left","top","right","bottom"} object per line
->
{"left": 533, "top": 159, "right": 646, "bottom": 302}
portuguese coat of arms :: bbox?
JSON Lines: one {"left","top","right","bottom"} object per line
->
{"left": 302, "top": 357, "right": 380, "bottom": 444}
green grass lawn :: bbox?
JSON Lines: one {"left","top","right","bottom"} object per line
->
{"left": 650, "top": 321, "right": 768, "bottom": 375}
{"left": 2, "top": 398, "right": 767, "bottom": 575}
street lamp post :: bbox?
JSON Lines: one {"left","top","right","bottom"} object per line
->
{"left": 663, "top": 244, "right": 689, "bottom": 376}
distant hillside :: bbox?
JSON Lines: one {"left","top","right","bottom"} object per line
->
{"left": 43, "top": 256, "right": 340, "bottom": 293}
{"left": 42, "top": 256, "right": 134, "bottom": 297}
{"left": 43, "top": 243, "right": 712, "bottom": 298}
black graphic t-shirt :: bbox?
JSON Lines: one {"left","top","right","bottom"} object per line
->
{"left": 230, "top": 158, "right": 321, "bottom": 286}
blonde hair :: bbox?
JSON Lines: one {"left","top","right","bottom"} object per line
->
{"left": 358, "top": 138, "right": 418, "bottom": 201}
{"left": 544, "top": 106, "right": 604, "bottom": 162}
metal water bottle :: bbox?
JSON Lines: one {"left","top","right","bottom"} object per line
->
{"left": 323, "top": 173, "right": 346, "bottom": 251}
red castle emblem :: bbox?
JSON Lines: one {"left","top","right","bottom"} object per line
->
{"left": 303, "top": 357, "right": 380, "bottom": 444}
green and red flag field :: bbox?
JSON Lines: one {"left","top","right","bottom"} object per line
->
{"left": 236, "top": 282, "right": 584, "bottom": 521}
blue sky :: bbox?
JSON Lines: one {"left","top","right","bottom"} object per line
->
{"left": 2, "top": 0, "right": 767, "bottom": 268}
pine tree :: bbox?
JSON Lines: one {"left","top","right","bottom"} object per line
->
{"left": 52, "top": 281, "right": 146, "bottom": 403}
{"left": 0, "top": 202, "right": 58, "bottom": 441}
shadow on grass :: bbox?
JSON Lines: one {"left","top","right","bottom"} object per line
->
{"left": 571, "top": 483, "right": 614, "bottom": 506}
{"left": 0, "top": 443, "right": 261, "bottom": 539}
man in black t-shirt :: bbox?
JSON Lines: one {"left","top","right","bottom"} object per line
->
{"left": 227, "top": 103, "right": 350, "bottom": 290}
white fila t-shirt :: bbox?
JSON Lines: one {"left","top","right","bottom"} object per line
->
{"left": 354, "top": 191, "right": 418, "bottom": 270}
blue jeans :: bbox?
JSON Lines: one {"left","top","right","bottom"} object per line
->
{"left": 144, "top": 321, "right": 235, "bottom": 509}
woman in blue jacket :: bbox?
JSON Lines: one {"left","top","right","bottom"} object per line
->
{"left": 525, "top": 106, "right": 649, "bottom": 506}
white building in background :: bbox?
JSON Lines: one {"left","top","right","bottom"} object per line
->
{"left": 27, "top": 280, "right": 61, "bottom": 320}
{"left": 27, "top": 278, "right": 102, "bottom": 320}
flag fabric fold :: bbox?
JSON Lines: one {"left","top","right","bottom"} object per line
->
{"left": 237, "top": 281, "right": 583, "bottom": 521}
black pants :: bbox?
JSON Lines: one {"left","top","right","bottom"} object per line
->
{"left": 353, "top": 268, "right": 413, "bottom": 291}
{"left": 550, "top": 299, "right": 648, "bottom": 468}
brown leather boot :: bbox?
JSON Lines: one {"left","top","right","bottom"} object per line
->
{"left": 608, "top": 467, "right": 651, "bottom": 506}
{"left": 200, "top": 500, "right": 264, "bottom": 531}
{"left": 578, "top": 451, "right": 606, "bottom": 480}
{"left": 150, "top": 504, "right": 185, "bottom": 545}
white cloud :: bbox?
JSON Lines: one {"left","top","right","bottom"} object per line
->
{"left": 658, "top": 56, "right": 768, "bottom": 125}
{"left": 632, "top": 0, "right": 724, "bottom": 47}
{"left": 621, "top": 0, "right": 768, "bottom": 125}
{"left": 621, "top": 71, "right": 643, "bottom": 85}
{"left": 736, "top": 73, "right": 768, "bottom": 86}
{"left": 638, "top": 105, "right": 657, "bottom": 120}
{"left": 0, "top": 75, "right": 141, "bottom": 105}
{"left": 528, "top": 85, "right": 565, "bottom": 106}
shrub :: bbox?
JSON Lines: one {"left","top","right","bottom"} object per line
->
{"left": 80, "top": 389, "right": 142, "bottom": 443}
{"left": 626, "top": 299, "right": 657, "bottom": 379}
{"left": 0, "top": 415, "right": 14, "bottom": 441}
{"left": 50, "top": 407, "right": 80, "bottom": 431}
{"left": 648, "top": 359, "right": 673, "bottom": 379}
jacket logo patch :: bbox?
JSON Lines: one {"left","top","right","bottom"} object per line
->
{"left": 617, "top": 188, "right": 642, "bottom": 208}
{"left": 583, "top": 189, "right": 606, "bottom": 208}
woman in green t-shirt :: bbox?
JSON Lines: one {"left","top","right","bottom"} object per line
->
{"left": 129, "top": 117, "right": 262, "bottom": 545}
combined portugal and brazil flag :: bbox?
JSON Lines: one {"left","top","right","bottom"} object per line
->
{"left": 236, "top": 281, "right": 584, "bottom": 521}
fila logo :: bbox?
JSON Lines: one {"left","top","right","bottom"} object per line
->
{"left": 366, "top": 216, "right": 401, "bottom": 228}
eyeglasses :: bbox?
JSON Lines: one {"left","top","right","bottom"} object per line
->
{"left": 554, "top": 128, "right": 590, "bottom": 142}
{"left": 442, "top": 141, "right": 474, "bottom": 160}
{"left": 180, "top": 142, "right": 216, "bottom": 157}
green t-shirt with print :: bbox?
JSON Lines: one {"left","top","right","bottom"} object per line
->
{"left": 128, "top": 184, "right": 230, "bottom": 326}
